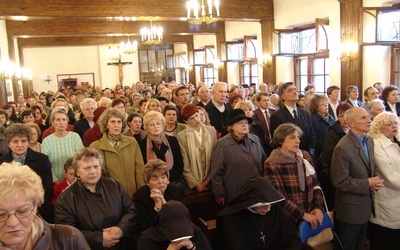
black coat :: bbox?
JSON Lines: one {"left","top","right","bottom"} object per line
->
{"left": 216, "top": 206, "right": 301, "bottom": 250}
{"left": 139, "top": 135, "right": 184, "bottom": 184}
{"left": 133, "top": 185, "right": 184, "bottom": 234}
{"left": 270, "top": 106, "right": 316, "bottom": 153}
{"left": 0, "top": 148, "right": 54, "bottom": 222}
{"left": 73, "top": 118, "right": 91, "bottom": 140}
{"left": 54, "top": 178, "right": 137, "bottom": 250}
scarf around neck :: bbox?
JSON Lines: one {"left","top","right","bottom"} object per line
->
{"left": 146, "top": 133, "right": 174, "bottom": 170}
{"left": 267, "top": 148, "right": 315, "bottom": 191}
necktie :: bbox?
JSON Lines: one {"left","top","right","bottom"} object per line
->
{"left": 293, "top": 109, "right": 298, "bottom": 121}
{"left": 265, "top": 109, "right": 271, "bottom": 137}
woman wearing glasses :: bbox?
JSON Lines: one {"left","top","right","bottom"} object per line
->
{"left": 0, "top": 162, "right": 90, "bottom": 249}
{"left": 140, "top": 111, "right": 184, "bottom": 188}
{"left": 90, "top": 108, "right": 145, "bottom": 199}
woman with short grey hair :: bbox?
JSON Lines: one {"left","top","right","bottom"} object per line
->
{"left": 74, "top": 98, "right": 97, "bottom": 139}
{"left": 265, "top": 123, "right": 324, "bottom": 228}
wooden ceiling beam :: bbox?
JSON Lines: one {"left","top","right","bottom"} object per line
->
{"left": 17, "top": 35, "right": 194, "bottom": 47}
{"left": 6, "top": 20, "right": 225, "bottom": 37}
{"left": 0, "top": 0, "right": 273, "bottom": 20}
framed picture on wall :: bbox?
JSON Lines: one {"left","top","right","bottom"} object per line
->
{"left": 56, "top": 73, "right": 95, "bottom": 89}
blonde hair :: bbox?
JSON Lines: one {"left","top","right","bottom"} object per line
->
{"left": 144, "top": 99, "right": 161, "bottom": 114}
{"left": 143, "top": 110, "right": 166, "bottom": 131}
{"left": 0, "top": 162, "right": 44, "bottom": 206}
{"left": 72, "top": 148, "right": 104, "bottom": 173}
{"left": 369, "top": 111, "right": 398, "bottom": 139}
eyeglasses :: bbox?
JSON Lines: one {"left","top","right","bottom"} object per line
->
{"left": 0, "top": 206, "right": 35, "bottom": 222}
{"left": 148, "top": 121, "right": 163, "bottom": 127}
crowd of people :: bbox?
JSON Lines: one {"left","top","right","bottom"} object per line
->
{"left": 0, "top": 79, "right": 398, "bottom": 250}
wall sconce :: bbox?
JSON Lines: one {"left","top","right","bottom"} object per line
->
{"left": 213, "top": 60, "right": 223, "bottom": 70}
{"left": 258, "top": 54, "right": 272, "bottom": 67}
{"left": 339, "top": 42, "right": 358, "bottom": 63}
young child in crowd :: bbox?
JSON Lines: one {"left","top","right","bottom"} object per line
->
{"left": 51, "top": 157, "right": 76, "bottom": 206}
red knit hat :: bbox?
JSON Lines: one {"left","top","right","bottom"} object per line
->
{"left": 180, "top": 104, "right": 199, "bottom": 121}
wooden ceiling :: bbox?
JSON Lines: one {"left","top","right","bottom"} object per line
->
{"left": 0, "top": 0, "right": 274, "bottom": 52}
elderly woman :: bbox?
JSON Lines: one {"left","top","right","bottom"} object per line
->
{"left": 163, "top": 105, "right": 186, "bottom": 137}
{"left": 308, "top": 94, "right": 335, "bottom": 162}
{"left": 140, "top": 111, "right": 184, "bottom": 187}
{"left": 124, "top": 112, "right": 147, "bottom": 143}
{"left": 90, "top": 108, "right": 145, "bottom": 199}
{"left": 211, "top": 109, "right": 266, "bottom": 205}
{"left": 73, "top": 97, "right": 97, "bottom": 140}
{"left": 0, "top": 162, "right": 89, "bottom": 249}
{"left": 0, "top": 123, "right": 54, "bottom": 222}
{"left": 320, "top": 102, "right": 352, "bottom": 209}
{"left": 368, "top": 112, "right": 400, "bottom": 250}
{"left": 217, "top": 177, "right": 301, "bottom": 250}
{"left": 55, "top": 148, "right": 137, "bottom": 249}
{"left": 42, "top": 107, "right": 84, "bottom": 182}
{"left": 133, "top": 159, "right": 184, "bottom": 235}
{"left": 144, "top": 98, "right": 161, "bottom": 114}
{"left": 177, "top": 104, "right": 217, "bottom": 193}
{"left": 264, "top": 123, "right": 324, "bottom": 228}
{"left": 26, "top": 122, "right": 42, "bottom": 152}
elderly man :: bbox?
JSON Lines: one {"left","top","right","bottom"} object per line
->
{"left": 204, "top": 82, "right": 233, "bottom": 134}
{"left": 191, "top": 86, "right": 211, "bottom": 107}
{"left": 331, "top": 107, "right": 384, "bottom": 250}
{"left": 373, "top": 82, "right": 385, "bottom": 99}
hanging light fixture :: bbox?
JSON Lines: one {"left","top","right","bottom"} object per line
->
{"left": 186, "top": 0, "right": 220, "bottom": 25}
{"left": 140, "top": 20, "right": 163, "bottom": 45}
{"left": 107, "top": 45, "right": 123, "bottom": 61}
{"left": 120, "top": 35, "right": 138, "bottom": 54}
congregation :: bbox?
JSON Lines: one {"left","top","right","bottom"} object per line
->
{"left": 0, "top": 79, "right": 399, "bottom": 250}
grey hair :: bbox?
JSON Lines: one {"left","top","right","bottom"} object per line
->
{"left": 272, "top": 123, "right": 303, "bottom": 147}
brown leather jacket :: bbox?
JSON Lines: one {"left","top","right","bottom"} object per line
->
{"left": 33, "top": 218, "right": 90, "bottom": 250}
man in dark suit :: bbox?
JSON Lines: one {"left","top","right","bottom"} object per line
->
{"left": 191, "top": 86, "right": 211, "bottom": 107}
{"left": 331, "top": 107, "right": 384, "bottom": 250}
{"left": 204, "top": 82, "right": 232, "bottom": 134}
{"left": 252, "top": 92, "right": 275, "bottom": 156}
{"left": 270, "top": 82, "right": 316, "bottom": 156}
{"left": 345, "top": 85, "right": 363, "bottom": 107}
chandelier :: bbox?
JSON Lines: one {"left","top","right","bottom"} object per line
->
{"left": 141, "top": 20, "right": 163, "bottom": 45}
{"left": 107, "top": 36, "right": 138, "bottom": 61}
{"left": 120, "top": 36, "right": 138, "bottom": 54}
{"left": 186, "top": 0, "right": 220, "bottom": 25}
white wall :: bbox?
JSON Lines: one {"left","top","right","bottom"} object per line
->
{"left": 23, "top": 45, "right": 140, "bottom": 93}
{"left": 274, "top": 0, "right": 341, "bottom": 88}
{"left": 0, "top": 20, "right": 9, "bottom": 61}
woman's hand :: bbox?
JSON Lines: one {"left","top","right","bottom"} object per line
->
{"left": 195, "top": 183, "right": 206, "bottom": 192}
{"left": 102, "top": 226, "right": 122, "bottom": 248}
{"left": 150, "top": 188, "right": 166, "bottom": 208}
{"left": 167, "top": 239, "right": 195, "bottom": 250}
{"left": 302, "top": 212, "right": 321, "bottom": 229}
{"left": 310, "top": 209, "right": 324, "bottom": 225}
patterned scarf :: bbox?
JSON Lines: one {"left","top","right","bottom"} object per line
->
{"left": 146, "top": 133, "right": 174, "bottom": 170}
{"left": 107, "top": 133, "right": 122, "bottom": 151}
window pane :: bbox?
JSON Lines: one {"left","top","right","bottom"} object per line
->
{"left": 139, "top": 50, "right": 149, "bottom": 73}
{"left": 313, "top": 58, "right": 325, "bottom": 74}
{"left": 148, "top": 50, "right": 156, "bottom": 72}
{"left": 377, "top": 10, "right": 400, "bottom": 42}
{"left": 157, "top": 51, "right": 166, "bottom": 71}
{"left": 300, "top": 29, "right": 316, "bottom": 54}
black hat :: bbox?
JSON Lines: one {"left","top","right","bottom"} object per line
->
{"left": 227, "top": 109, "right": 253, "bottom": 126}
{"left": 219, "top": 177, "right": 285, "bottom": 216}
{"left": 142, "top": 200, "right": 194, "bottom": 241}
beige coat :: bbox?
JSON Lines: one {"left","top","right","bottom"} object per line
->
{"left": 90, "top": 133, "right": 145, "bottom": 199}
